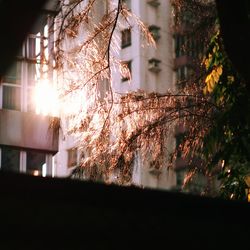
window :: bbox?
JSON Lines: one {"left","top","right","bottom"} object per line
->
{"left": 121, "top": 60, "right": 132, "bottom": 82}
{"left": 176, "top": 169, "right": 186, "bottom": 187}
{"left": 26, "top": 151, "right": 46, "bottom": 176}
{"left": 176, "top": 66, "right": 193, "bottom": 84}
{"left": 0, "top": 148, "right": 52, "bottom": 176}
{"left": 27, "top": 88, "right": 35, "bottom": 112}
{"left": 27, "top": 37, "right": 36, "bottom": 60}
{"left": 27, "top": 63, "right": 37, "bottom": 112}
{"left": 121, "top": 28, "right": 131, "bottom": 48}
{"left": 0, "top": 146, "right": 20, "bottom": 173}
{"left": 68, "top": 148, "right": 78, "bottom": 168}
{"left": 148, "top": 58, "right": 161, "bottom": 73}
{"left": 147, "top": 0, "right": 160, "bottom": 7}
{"left": 26, "top": 33, "right": 44, "bottom": 112}
{"left": 180, "top": 10, "right": 195, "bottom": 27}
{"left": 148, "top": 25, "right": 161, "bottom": 41}
{"left": 0, "top": 20, "right": 51, "bottom": 112}
{"left": 176, "top": 66, "right": 186, "bottom": 82}
{"left": 2, "top": 62, "right": 21, "bottom": 110}
{"left": 122, "top": 0, "right": 131, "bottom": 9}
{"left": 2, "top": 62, "right": 21, "bottom": 84}
{"left": 190, "top": 39, "right": 204, "bottom": 59}
{"left": 175, "top": 132, "right": 186, "bottom": 158}
{"left": 28, "top": 63, "right": 37, "bottom": 86}
{"left": 174, "top": 34, "right": 186, "bottom": 58}
{"left": 2, "top": 85, "right": 21, "bottom": 110}
{"left": 175, "top": 34, "right": 204, "bottom": 59}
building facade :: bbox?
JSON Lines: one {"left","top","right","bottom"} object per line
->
{"left": 54, "top": 0, "right": 178, "bottom": 190}
{"left": 1, "top": 0, "right": 204, "bottom": 192}
{"left": 0, "top": 1, "right": 59, "bottom": 177}
{"left": 113, "top": 0, "right": 176, "bottom": 189}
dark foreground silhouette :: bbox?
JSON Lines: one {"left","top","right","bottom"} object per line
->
{"left": 0, "top": 172, "right": 249, "bottom": 249}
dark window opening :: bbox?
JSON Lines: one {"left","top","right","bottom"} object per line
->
{"left": 0, "top": 146, "right": 20, "bottom": 173}
{"left": 176, "top": 66, "right": 194, "bottom": 87}
{"left": 147, "top": 0, "right": 160, "bottom": 8}
{"left": 148, "top": 58, "right": 161, "bottom": 73}
{"left": 148, "top": 25, "right": 161, "bottom": 41}
{"left": 2, "top": 62, "right": 21, "bottom": 84}
{"left": 175, "top": 34, "right": 204, "bottom": 59}
{"left": 26, "top": 150, "right": 46, "bottom": 176}
{"left": 68, "top": 148, "right": 77, "bottom": 168}
{"left": 122, "top": 0, "right": 131, "bottom": 9}
{"left": 28, "top": 37, "right": 36, "bottom": 59}
{"left": 121, "top": 28, "right": 131, "bottom": 48}
{"left": 176, "top": 169, "right": 186, "bottom": 187}
{"left": 121, "top": 60, "right": 132, "bottom": 82}
{"left": 3, "top": 85, "right": 21, "bottom": 110}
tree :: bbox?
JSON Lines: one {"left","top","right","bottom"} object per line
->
{"left": 55, "top": 0, "right": 250, "bottom": 200}
{"left": 55, "top": 0, "right": 215, "bottom": 186}
{"left": 201, "top": 31, "right": 250, "bottom": 200}
{"left": 171, "top": 0, "right": 250, "bottom": 200}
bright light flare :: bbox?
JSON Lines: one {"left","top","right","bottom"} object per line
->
{"left": 35, "top": 79, "right": 59, "bottom": 117}
{"left": 33, "top": 170, "right": 39, "bottom": 176}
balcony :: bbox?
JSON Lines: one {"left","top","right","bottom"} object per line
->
{"left": 173, "top": 55, "right": 194, "bottom": 70}
{"left": 148, "top": 58, "right": 161, "bottom": 73}
{"left": 148, "top": 25, "right": 161, "bottom": 41}
{"left": 147, "top": 0, "right": 160, "bottom": 8}
{"left": 0, "top": 109, "right": 59, "bottom": 153}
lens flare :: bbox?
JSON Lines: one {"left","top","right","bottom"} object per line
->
{"left": 35, "top": 79, "right": 59, "bottom": 117}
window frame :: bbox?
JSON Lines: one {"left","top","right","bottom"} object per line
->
{"left": 122, "top": 0, "right": 131, "bottom": 10}
{"left": 1, "top": 61, "right": 22, "bottom": 111}
{"left": 121, "top": 60, "right": 132, "bottom": 82}
{"left": 67, "top": 148, "right": 78, "bottom": 168}
{"left": 148, "top": 25, "right": 161, "bottom": 41}
{"left": 121, "top": 28, "right": 132, "bottom": 49}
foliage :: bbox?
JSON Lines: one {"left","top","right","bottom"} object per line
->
{"left": 56, "top": 0, "right": 215, "bottom": 188}
{"left": 55, "top": 0, "right": 250, "bottom": 200}
{"left": 170, "top": 0, "right": 250, "bottom": 200}
{"left": 55, "top": 0, "right": 162, "bottom": 184}
{"left": 201, "top": 31, "right": 250, "bottom": 200}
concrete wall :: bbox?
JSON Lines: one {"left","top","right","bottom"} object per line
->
{"left": 54, "top": 0, "right": 109, "bottom": 177}
{"left": 55, "top": 0, "right": 177, "bottom": 189}
{"left": 112, "top": 0, "right": 174, "bottom": 94}
{"left": 0, "top": 109, "right": 59, "bottom": 153}
{"left": 54, "top": 131, "right": 78, "bottom": 177}
{"left": 112, "top": 0, "right": 177, "bottom": 189}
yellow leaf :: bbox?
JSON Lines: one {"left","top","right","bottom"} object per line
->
{"left": 204, "top": 59, "right": 209, "bottom": 69}
{"left": 212, "top": 69, "right": 219, "bottom": 83}
{"left": 205, "top": 74, "right": 211, "bottom": 83}
{"left": 203, "top": 87, "right": 208, "bottom": 95}
{"left": 207, "top": 79, "right": 213, "bottom": 93}
{"left": 217, "top": 65, "right": 223, "bottom": 75}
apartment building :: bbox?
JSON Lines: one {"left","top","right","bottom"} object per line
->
{"left": 0, "top": 0, "right": 194, "bottom": 191}
{"left": 172, "top": 4, "right": 220, "bottom": 194}
{"left": 54, "top": 0, "right": 178, "bottom": 190}
{"left": 0, "top": 1, "right": 59, "bottom": 177}
{"left": 112, "top": 0, "right": 176, "bottom": 189}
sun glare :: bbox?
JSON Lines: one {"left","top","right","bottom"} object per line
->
{"left": 35, "top": 79, "right": 59, "bottom": 117}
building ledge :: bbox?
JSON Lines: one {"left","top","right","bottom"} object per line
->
{"left": 0, "top": 109, "right": 59, "bottom": 153}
